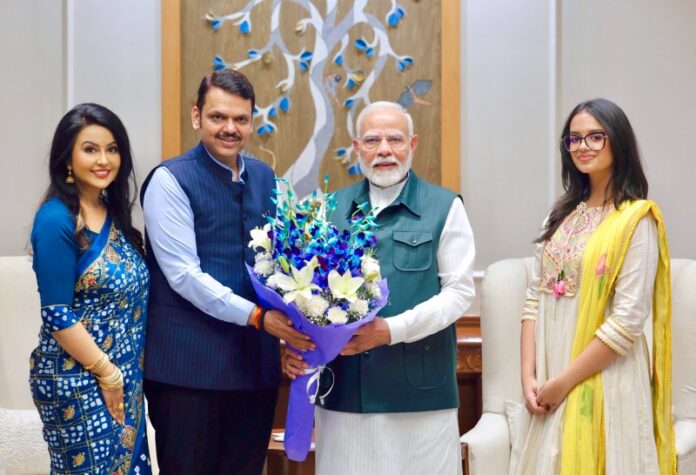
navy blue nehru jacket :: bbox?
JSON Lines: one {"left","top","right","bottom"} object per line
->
{"left": 140, "top": 142, "right": 280, "bottom": 390}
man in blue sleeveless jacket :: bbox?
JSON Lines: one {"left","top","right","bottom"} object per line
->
{"left": 286, "top": 101, "right": 476, "bottom": 474}
{"left": 141, "top": 70, "right": 313, "bottom": 474}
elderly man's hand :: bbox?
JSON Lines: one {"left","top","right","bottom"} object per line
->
{"left": 340, "top": 317, "right": 391, "bottom": 355}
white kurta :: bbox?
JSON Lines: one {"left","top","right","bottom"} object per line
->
{"left": 315, "top": 178, "right": 475, "bottom": 475}
{"left": 510, "top": 204, "right": 659, "bottom": 475}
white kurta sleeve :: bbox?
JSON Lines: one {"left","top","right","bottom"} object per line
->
{"left": 521, "top": 240, "right": 545, "bottom": 322}
{"left": 595, "top": 215, "right": 658, "bottom": 355}
{"left": 386, "top": 198, "right": 476, "bottom": 345}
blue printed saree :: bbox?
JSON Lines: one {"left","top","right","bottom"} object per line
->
{"left": 29, "top": 203, "right": 150, "bottom": 475}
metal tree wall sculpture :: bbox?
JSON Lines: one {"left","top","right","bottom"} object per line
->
{"left": 205, "top": 0, "right": 431, "bottom": 197}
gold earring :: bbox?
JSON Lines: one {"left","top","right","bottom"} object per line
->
{"left": 65, "top": 165, "right": 75, "bottom": 184}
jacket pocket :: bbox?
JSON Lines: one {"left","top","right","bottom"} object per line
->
{"left": 403, "top": 332, "right": 447, "bottom": 390}
{"left": 392, "top": 231, "right": 433, "bottom": 272}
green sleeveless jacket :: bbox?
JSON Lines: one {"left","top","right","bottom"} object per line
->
{"left": 318, "top": 173, "right": 460, "bottom": 413}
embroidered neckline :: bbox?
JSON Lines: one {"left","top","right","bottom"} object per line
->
{"left": 540, "top": 202, "right": 612, "bottom": 298}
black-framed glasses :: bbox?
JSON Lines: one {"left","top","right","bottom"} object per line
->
{"left": 359, "top": 134, "right": 409, "bottom": 150}
{"left": 561, "top": 132, "right": 608, "bottom": 152}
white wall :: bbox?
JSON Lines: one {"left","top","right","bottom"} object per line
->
{"left": 0, "top": 0, "right": 160, "bottom": 256}
{"left": 463, "top": 0, "right": 696, "bottom": 276}
{"left": 0, "top": 0, "right": 65, "bottom": 255}
{"left": 463, "top": 0, "right": 557, "bottom": 272}
{"left": 560, "top": 0, "right": 696, "bottom": 262}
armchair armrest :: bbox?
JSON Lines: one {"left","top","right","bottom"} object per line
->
{"left": 460, "top": 412, "right": 510, "bottom": 475}
{"left": 0, "top": 408, "right": 49, "bottom": 474}
{"left": 676, "top": 419, "right": 696, "bottom": 474}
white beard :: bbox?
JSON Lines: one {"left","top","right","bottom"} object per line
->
{"left": 358, "top": 151, "right": 413, "bottom": 188}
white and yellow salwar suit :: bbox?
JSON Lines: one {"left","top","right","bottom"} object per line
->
{"left": 511, "top": 200, "right": 675, "bottom": 475}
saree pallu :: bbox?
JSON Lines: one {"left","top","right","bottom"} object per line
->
{"left": 30, "top": 216, "right": 151, "bottom": 474}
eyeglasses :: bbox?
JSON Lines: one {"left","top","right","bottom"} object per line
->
{"left": 359, "top": 134, "right": 408, "bottom": 150}
{"left": 561, "top": 132, "right": 608, "bottom": 152}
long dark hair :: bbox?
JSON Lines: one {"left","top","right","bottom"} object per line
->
{"left": 42, "top": 103, "right": 144, "bottom": 253}
{"left": 536, "top": 98, "right": 648, "bottom": 242}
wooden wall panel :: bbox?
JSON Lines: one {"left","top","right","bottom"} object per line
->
{"left": 162, "top": 0, "right": 460, "bottom": 194}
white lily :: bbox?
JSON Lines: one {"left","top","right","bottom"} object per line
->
{"left": 267, "top": 256, "right": 320, "bottom": 303}
{"left": 248, "top": 224, "right": 272, "bottom": 251}
{"left": 328, "top": 270, "right": 364, "bottom": 303}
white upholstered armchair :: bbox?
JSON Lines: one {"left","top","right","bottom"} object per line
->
{"left": 460, "top": 257, "right": 696, "bottom": 474}
{"left": 0, "top": 256, "right": 50, "bottom": 474}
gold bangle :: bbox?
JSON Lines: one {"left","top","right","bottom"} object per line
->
{"left": 98, "top": 376, "right": 123, "bottom": 390}
{"left": 85, "top": 352, "right": 109, "bottom": 374}
{"left": 96, "top": 366, "right": 124, "bottom": 390}
{"left": 96, "top": 367, "right": 120, "bottom": 384}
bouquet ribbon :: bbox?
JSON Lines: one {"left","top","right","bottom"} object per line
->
{"left": 246, "top": 265, "right": 389, "bottom": 461}
{"left": 305, "top": 366, "right": 334, "bottom": 404}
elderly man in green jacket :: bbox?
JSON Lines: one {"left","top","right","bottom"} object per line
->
{"left": 286, "top": 101, "right": 476, "bottom": 474}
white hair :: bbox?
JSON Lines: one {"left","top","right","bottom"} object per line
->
{"left": 355, "top": 101, "right": 414, "bottom": 137}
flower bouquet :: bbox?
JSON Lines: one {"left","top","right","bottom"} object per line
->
{"left": 247, "top": 178, "right": 389, "bottom": 461}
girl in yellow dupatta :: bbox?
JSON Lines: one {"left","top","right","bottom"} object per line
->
{"left": 515, "top": 99, "right": 675, "bottom": 474}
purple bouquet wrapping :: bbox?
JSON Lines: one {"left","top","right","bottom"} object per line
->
{"left": 246, "top": 178, "right": 389, "bottom": 461}
{"left": 247, "top": 271, "right": 388, "bottom": 460}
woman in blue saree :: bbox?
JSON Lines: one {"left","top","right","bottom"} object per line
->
{"left": 29, "top": 103, "right": 150, "bottom": 474}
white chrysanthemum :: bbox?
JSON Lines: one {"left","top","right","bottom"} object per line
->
{"left": 360, "top": 255, "right": 382, "bottom": 282}
{"left": 367, "top": 282, "right": 382, "bottom": 299}
{"left": 294, "top": 293, "right": 311, "bottom": 314}
{"left": 255, "top": 251, "right": 272, "bottom": 263}
{"left": 253, "top": 258, "right": 275, "bottom": 277}
{"left": 327, "top": 306, "right": 348, "bottom": 324}
{"left": 306, "top": 295, "right": 329, "bottom": 318}
{"left": 348, "top": 298, "right": 369, "bottom": 316}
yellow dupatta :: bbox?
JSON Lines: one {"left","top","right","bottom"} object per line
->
{"left": 559, "top": 200, "right": 676, "bottom": 474}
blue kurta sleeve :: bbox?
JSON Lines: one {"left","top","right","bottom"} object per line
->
{"left": 31, "top": 198, "right": 81, "bottom": 332}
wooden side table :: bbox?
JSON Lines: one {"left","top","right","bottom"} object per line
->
{"left": 265, "top": 429, "right": 315, "bottom": 475}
